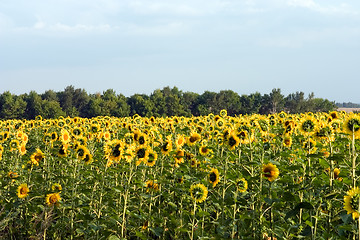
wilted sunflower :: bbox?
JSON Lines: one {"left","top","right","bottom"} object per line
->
{"left": 190, "top": 183, "right": 208, "bottom": 203}
{"left": 344, "top": 187, "right": 360, "bottom": 219}
{"left": 46, "top": 192, "right": 61, "bottom": 206}
{"left": 236, "top": 178, "right": 248, "bottom": 193}
{"left": 209, "top": 168, "right": 220, "bottom": 187}
{"left": 30, "top": 148, "right": 44, "bottom": 165}
{"left": 262, "top": 163, "right": 280, "bottom": 182}
{"left": 17, "top": 183, "right": 29, "bottom": 199}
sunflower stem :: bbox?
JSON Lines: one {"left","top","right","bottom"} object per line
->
{"left": 191, "top": 200, "right": 197, "bottom": 240}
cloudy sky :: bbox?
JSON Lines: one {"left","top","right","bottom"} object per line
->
{"left": 0, "top": 0, "right": 359, "bottom": 103}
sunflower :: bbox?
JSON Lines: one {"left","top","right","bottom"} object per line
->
{"left": 302, "top": 138, "right": 317, "bottom": 154}
{"left": 344, "top": 187, "right": 360, "bottom": 219}
{"left": 9, "top": 139, "right": 20, "bottom": 152}
{"left": 227, "top": 132, "right": 240, "bottom": 150}
{"left": 190, "top": 183, "right": 208, "bottom": 203}
{"left": 199, "top": 145, "right": 212, "bottom": 156}
{"left": 83, "top": 152, "right": 93, "bottom": 164}
{"left": 52, "top": 183, "right": 62, "bottom": 192}
{"left": 76, "top": 145, "right": 89, "bottom": 160}
{"left": 104, "top": 139, "right": 124, "bottom": 162}
{"left": 262, "top": 163, "right": 279, "bottom": 182}
{"left": 135, "top": 146, "right": 149, "bottom": 165}
{"left": 174, "top": 149, "right": 185, "bottom": 166}
{"left": 220, "top": 109, "right": 227, "bottom": 118}
{"left": 161, "top": 136, "right": 172, "bottom": 155}
{"left": 19, "top": 143, "right": 27, "bottom": 156}
{"left": 60, "top": 129, "right": 71, "bottom": 144}
{"left": 46, "top": 192, "right": 61, "bottom": 206}
{"left": 145, "top": 180, "right": 159, "bottom": 192}
{"left": 187, "top": 132, "right": 201, "bottom": 146}
{"left": 298, "top": 116, "right": 317, "bottom": 136}
{"left": 8, "top": 171, "right": 18, "bottom": 179}
{"left": 209, "top": 168, "right": 220, "bottom": 187}
{"left": 236, "top": 178, "right": 248, "bottom": 193}
{"left": 146, "top": 148, "right": 158, "bottom": 167}
{"left": 282, "top": 135, "right": 292, "bottom": 148}
{"left": 17, "top": 183, "right": 29, "bottom": 199}
{"left": 175, "top": 134, "right": 186, "bottom": 149}
{"left": 0, "top": 145, "right": 3, "bottom": 160}
{"left": 30, "top": 148, "right": 44, "bottom": 165}
{"left": 343, "top": 113, "right": 360, "bottom": 138}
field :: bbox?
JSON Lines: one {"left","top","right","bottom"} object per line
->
{"left": 1, "top": 111, "right": 360, "bottom": 239}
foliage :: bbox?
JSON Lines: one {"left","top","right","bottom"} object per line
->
{"left": 1, "top": 111, "right": 360, "bottom": 239}
{"left": 0, "top": 87, "right": 337, "bottom": 120}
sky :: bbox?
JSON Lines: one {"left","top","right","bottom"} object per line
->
{"left": 0, "top": 0, "right": 359, "bottom": 103}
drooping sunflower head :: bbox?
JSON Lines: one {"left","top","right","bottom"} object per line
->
{"left": 17, "top": 183, "right": 29, "bottom": 199}
{"left": 209, "top": 168, "right": 220, "bottom": 187}
{"left": 262, "top": 163, "right": 280, "bottom": 182}
{"left": 46, "top": 192, "right": 61, "bottom": 206}
{"left": 161, "top": 136, "right": 173, "bottom": 155}
{"left": 190, "top": 183, "right": 208, "bottom": 203}
{"left": 236, "top": 178, "right": 248, "bottom": 193}
{"left": 344, "top": 187, "right": 360, "bottom": 219}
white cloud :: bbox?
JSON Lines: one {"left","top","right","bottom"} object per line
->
{"left": 287, "top": 0, "right": 359, "bottom": 15}
{"left": 257, "top": 26, "right": 360, "bottom": 48}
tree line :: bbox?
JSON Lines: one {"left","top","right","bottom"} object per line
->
{"left": 0, "top": 86, "right": 337, "bottom": 120}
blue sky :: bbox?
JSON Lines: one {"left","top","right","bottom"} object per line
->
{"left": 0, "top": 0, "right": 359, "bottom": 103}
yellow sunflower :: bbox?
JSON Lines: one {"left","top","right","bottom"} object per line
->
{"left": 298, "top": 116, "right": 317, "bottom": 136}
{"left": 52, "top": 183, "right": 62, "bottom": 192}
{"left": 209, "top": 168, "right": 220, "bottom": 187}
{"left": 236, "top": 178, "right": 248, "bottom": 193}
{"left": 146, "top": 148, "right": 157, "bottom": 167}
{"left": 187, "top": 132, "right": 201, "bottom": 146}
{"left": 190, "top": 183, "right": 208, "bottom": 203}
{"left": 344, "top": 187, "right": 360, "bottom": 219}
{"left": 282, "top": 135, "right": 292, "bottom": 148}
{"left": 145, "top": 180, "right": 159, "bottom": 192}
{"left": 30, "top": 148, "right": 44, "bottom": 165}
{"left": 262, "top": 163, "right": 280, "bottom": 182}
{"left": 343, "top": 113, "right": 360, "bottom": 139}
{"left": 17, "top": 183, "right": 29, "bottom": 199}
{"left": 46, "top": 192, "right": 61, "bottom": 206}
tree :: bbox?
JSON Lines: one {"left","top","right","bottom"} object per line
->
{"left": 0, "top": 92, "right": 27, "bottom": 119}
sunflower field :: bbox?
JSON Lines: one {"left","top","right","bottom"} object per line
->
{"left": 1, "top": 110, "right": 360, "bottom": 239}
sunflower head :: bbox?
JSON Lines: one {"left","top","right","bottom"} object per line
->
{"left": 190, "top": 183, "right": 208, "bottom": 203}
{"left": 52, "top": 183, "right": 62, "bottom": 192}
{"left": 17, "top": 183, "right": 29, "bottom": 199}
{"left": 343, "top": 114, "right": 360, "bottom": 138}
{"left": 46, "top": 192, "right": 61, "bottom": 206}
{"left": 145, "top": 180, "right": 159, "bottom": 192}
{"left": 209, "top": 168, "right": 220, "bottom": 187}
{"left": 236, "top": 178, "right": 248, "bottom": 193}
{"left": 344, "top": 187, "right": 360, "bottom": 219}
{"left": 30, "top": 148, "right": 44, "bottom": 165}
{"left": 262, "top": 163, "right": 280, "bottom": 182}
